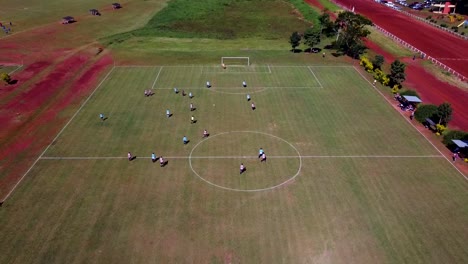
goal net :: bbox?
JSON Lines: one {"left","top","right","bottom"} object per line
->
{"left": 221, "top": 57, "right": 250, "bottom": 67}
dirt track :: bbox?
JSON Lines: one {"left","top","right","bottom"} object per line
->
{"left": 337, "top": 0, "right": 468, "bottom": 77}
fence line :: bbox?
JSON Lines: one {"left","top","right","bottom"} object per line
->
{"left": 329, "top": 0, "right": 467, "bottom": 82}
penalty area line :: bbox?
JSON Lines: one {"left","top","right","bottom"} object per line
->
{"left": 308, "top": 66, "right": 323, "bottom": 89}
{"left": 151, "top": 66, "right": 163, "bottom": 89}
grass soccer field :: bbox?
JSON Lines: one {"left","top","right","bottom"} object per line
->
{"left": 0, "top": 64, "right": 467, "bottom": 263}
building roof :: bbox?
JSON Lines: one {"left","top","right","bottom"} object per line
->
{"left": 403, "top": 95, "right": 422, "bottom": 103}
{"left": 452, "top": 139, "right": 468, "bottom": 148}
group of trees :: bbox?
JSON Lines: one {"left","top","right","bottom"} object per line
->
{"left": 289, "top": 11, "right": 373, "bottom": 58}
{"left": 360, "top": 55, "right": 407, "bottom": 89}
{"left": 414, "top": 102, "right": 453, "bottom": 126}
{"left": 289, "top": 29, "right": 320, "bottom": 52}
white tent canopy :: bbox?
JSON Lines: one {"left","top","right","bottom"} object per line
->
{"left": 403, "top": 95, "right": 422, "bottom": 103}
{"left": 452, "top": 140, "right": 468, "bottom": 148}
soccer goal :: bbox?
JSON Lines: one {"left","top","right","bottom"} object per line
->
{"left": 221, "top": 57, "right": 250, "bottom": 67}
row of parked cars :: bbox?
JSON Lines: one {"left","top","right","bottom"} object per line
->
{"left": 375, "top": 0, "right": 434, "bottom": 11}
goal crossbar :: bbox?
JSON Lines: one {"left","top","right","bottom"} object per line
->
{"left": 221, "top": 57, "right": 250, "bottom": 66}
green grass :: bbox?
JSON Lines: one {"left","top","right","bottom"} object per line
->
{"left": 107, "top": 0, "right": 313, "bottom": 41}
{"left": 1, "top": 65, "right": 467, "bottom": 263}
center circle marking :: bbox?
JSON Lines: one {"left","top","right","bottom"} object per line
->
{"left": 189, "top": 131, "right": 302, "bottom": 192}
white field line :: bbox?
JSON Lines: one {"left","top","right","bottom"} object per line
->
{"left": 352, "top": 66, "right": 467, "bottom": 181}
{"left": 202, "top": 71, "right": 271, "bottom": 74}
{"left": 307, "top": 66, "right": 323, "bottom": 89}
{"left": 1, "top": 66, "right": 116, "bottom": 203}
{"left": 151, "top": 66, "right": 163, "bottom": 89}
{"left": 8, "top": 65, "right": 23, "bottom": 75}
{"left": 40, "top": 155, "right": 443, "bottom": 160}
{"left": 156, "top": 86, "right": 319, "bottom": 90}
{"left": 114, "top": 64, "right": 354, "bottom": 68}
{"left": 267, "top": 64, "right": 272, "bottom": 73}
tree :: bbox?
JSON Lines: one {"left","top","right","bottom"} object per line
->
{"left": 289, "top": 31, "right": 302, "bottom": 52}
{"left": 334, "top": 11, "right": 373, "bottom": 58}
{"left": 1, "top": 72, "right": 11, "bottom": 85}
{"left": 372, "top": 55, "right": 385, "bottom": 70}
{"left": 437, "top": 102, "right": 453, "bottom": 125}
{"left": 303, "top": 28, "right": 321, "bottom": 51}
{"left": 389, "top": 60, "right": 406, "bottom": 86}
{"left": 414, "top": 104, "right": 438, "bottom": 124}
{"left": 318, "top": 10, "right": 336, "bottom": 37}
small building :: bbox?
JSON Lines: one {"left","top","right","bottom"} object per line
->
{"left": 431, "top": 1, "right": 456, "bottom": 14}
{"left": 61, "top": 16, "right": 75, "bottom": 24}
{"left": 112, "top": 3, "right": 122, "bottom": 9}
{"left": 89, "top": 9, "right": 101, "bottom": 16}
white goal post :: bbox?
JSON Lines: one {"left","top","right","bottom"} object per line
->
{"left": 221, "top": 57, "right": 250, "bottom": 66}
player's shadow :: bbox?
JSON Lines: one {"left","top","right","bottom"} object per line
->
{"left": 240, "top": 168, "right": 247, "bottom": 174}
{"left": 190, "top": 107, "right": 196, "bottom": 111}
{"left": 160, "top": 160, "right": 168, "bottom": 167}
{"left": 102, "top": 117, "right": 108, "bottom": 121}
{"left": 130, "top": 156, "right": 136, "bottom": 161}
{"left": 167, "top": 114, "right": 173, "bottom": 118}
{"left": 191, "top": 120, "right": 197, "bottom": 124}
{"left": 183, "top": 140, "right": 190, "bottom": 144}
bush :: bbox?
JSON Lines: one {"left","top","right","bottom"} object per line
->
{"left": 426, "top": 16, "right": 432, "bottom": 20}
{"left": 360, "top": 56, "right": 374, "bottom": 72}
{"left": 442, "top": 130, "right": 468, "bottom": 146}
{"left": 440, "top": 23, "right": 447, "bottom": 28}
{"left": 461, "top": 32, "right": 465, "bottom": 35}
{"left": 414, "top": 104, "right": 439, "bottom": 124}
{"left": 373, "top": 69, "right": 390, "bottom": 86}
{"left": 399, "top": 89, "right": 420, "bottom": 98}
{"left": 436, "top": 124, "right": 446, "bottom": 134}
{"left": 391, "top": 85, "right": 399, "bottom": 94}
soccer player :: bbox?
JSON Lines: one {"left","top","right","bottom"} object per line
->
{"left": 182, "top": 90, "right": 186, "bottom": 96}
{"left": 242, "top": 81, "right": 247, "bottom": 88}
{"left": 261, "top": 153, "right": 266, "bottom": 162}
{"left": 191, "top": 115, "right": 195, "bottom": 124}
{"left": 246, "top": 94, "right": 251, "bottom": 101}
{"left": 166, "top": 109, "right": 171, "bottom": 118}
{"left": 251, "top": 102, "right": 256, "bottom": 110}
{"left": 258, "top": 148, "right": 264, "bottom": 158}
{"left": 189, "top": 92, "right": 193, "bottom": 98}
{"left": 128, "top": 152, "right": 133, "bottom": 161}
{"left": 151, "top": 152, "right": 157, "bottom": 163}
{"left": 240, "top": 163, "right": 246, "bottom": 174}
{"left": 159, "top": 156, "right": 165, "bottom": 167}
{"left": 190, "top": 103, "right": 194, "bottom": 111}
{"left": 183, "top": 136, "right": 189, "bottom": 144}
{"left": 99, "top": 113, "right": 105, "bottom": 121}
{"left": 174, "top": 87, "right": 179, "bottom": 94}
{"left": 206, "top": 81, "right": 211, "bottom": 88}
{"left": 203, "top": 129, "right": 209, "bottom": 138}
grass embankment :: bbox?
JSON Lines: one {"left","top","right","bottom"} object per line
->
{"left": 105, "top": 0, "right": 317, "bottom": 63}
